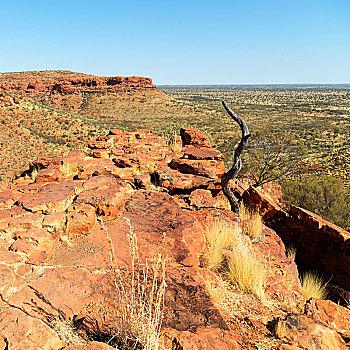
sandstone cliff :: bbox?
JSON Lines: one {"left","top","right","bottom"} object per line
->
{"left": 0, "top": 71, "right": 157, "bottom": 95}
{"left": 0, "top": 128, "right": 349, "bottom": 349}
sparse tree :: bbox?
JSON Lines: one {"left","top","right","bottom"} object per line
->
{"left": 221, "top": 100, "right": 250, "bottom": 217}
{"left": 242, "top": 131, "right": 306, "bottom": 187}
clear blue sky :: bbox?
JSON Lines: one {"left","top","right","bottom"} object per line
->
{"left": 0, "top": 0, "right": 349, "bottom": 85}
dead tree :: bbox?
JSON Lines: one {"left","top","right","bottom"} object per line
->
{"left": 221, "top": 100, "right": 250, "bottom": 218}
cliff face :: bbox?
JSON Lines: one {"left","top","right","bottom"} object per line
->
{"left": 0, "top": 70, "right": 157, "bottom": 95}
{"left": 0, "top": 127, "right": 349, "bottom": 349}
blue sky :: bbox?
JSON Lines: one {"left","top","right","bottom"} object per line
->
{"left": 0, "top": 0, "right": 349, "bottom": 84}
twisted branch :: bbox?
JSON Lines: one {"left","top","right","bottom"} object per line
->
{"left": 221, "top": 100, "right": 250, "bottom": 217}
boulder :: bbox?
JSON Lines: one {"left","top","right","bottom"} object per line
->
{"left": 180, "top": 127, "right": 211, "bottom": 148}
{"left": 305, "top": 298, "right": 350, "bottom": 341}
{"left": 0, "top": 308, "right": 66, "bottom": 349}
{"left": 170, "top": 158, "right": 217, "bottom": 178}
{"left": 277, "top": 314, "right": 347, "bottom": 350}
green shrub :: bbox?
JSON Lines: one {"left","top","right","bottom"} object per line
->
{"left": 282, "top": 175, "right": 350, "bottom": 230}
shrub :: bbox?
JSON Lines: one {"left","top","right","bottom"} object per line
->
{"left": 300, "top": 271, "right": 328, "bottom": 300}
{"left": 242, "top": 131, "right": 306, "bottom": 187}
{"left": 281, "top": 175, "right": 350, "bottom": 229}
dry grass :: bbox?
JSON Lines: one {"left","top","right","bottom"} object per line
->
{"left": 244, "top": 212, "right": 263, "bottom": 240}
{"left": 59, "top": 162, "right": 79, "bottom": 177}
{"left": 274, "top": 318, "right": 288, "bottom": 339}
{"left": 203, "top": 220, "right": 240, "bottom": 269}
{"left": 50, "top": 317, "right": 87, "bottom": 345}
{"left": 203, "top": 219, "right": 266, "bottom": 301}
{"left": 227, "top": 242, "right": 266, "bottom": 302}
{"left": 110, "top": 218, "right": 166, "bottom": 350}
{"left": 300, "top": 271, "right": 328, "bottom": 300}
{"left": 286, "top": 245, "right": 297, "bottom": 260}
{"left": 170, "top": 139, "right": 182, "bottom": 153}
{"left": 239, "top": 202, "right": 251, "bottom": 221}
{"left": 240, "top": 203, "right": 263, "bottom": 240}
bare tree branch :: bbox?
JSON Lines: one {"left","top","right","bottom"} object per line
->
{"left": 221, "top": 100, "right": 250, "bottom": 217}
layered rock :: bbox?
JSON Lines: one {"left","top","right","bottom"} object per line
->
{"left": 0, "top": 127, "right": 349, "bottom": 349}
{"left": 240, "top": 184, "right": 350, "bottom": 305}
{"left": 0, "top": 71, "right": 157, "bottom": 95}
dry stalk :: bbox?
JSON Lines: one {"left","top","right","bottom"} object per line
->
{"left": 99, "top": 217, "right": 166, "bottom": 350}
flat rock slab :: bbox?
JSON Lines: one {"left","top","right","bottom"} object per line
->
{"left": 106, "top": 190, "right": 205, "bottom": 267}
{"left": 18, "top": 181, "right": 83, "bottom": 214}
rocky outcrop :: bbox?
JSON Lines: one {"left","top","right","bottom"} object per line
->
{"left": 0, "top": 71, "right": 157, "bottom": 95}
{"left": 0, "top": 127, "right": 349, "bottom": 349}
{"left": 240, "top": 184, "right": 350, "bottom": 305}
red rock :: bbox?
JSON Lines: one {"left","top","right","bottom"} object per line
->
{"left": 49, "top": 222, "right": 111, "bottom": 267}
{"left": 161, "top": 326, "right": 241, "bottom": 350}
{"left": 10, "top": 237, "right": 50, "bottom": 257}
{"left": 16, "top": 264, "right": 32, "bottom": 277}
{"left": 77, "top": 159, "right": 132, "bottom": 180}
{"left": 0, "top": 308, "right": 65, "bottom": 349}
{"left": 0, "top": 209, "right": 10, "bottom": 223}
{"left": 0, "top": 264, "right": 15, "bottom": 294}
{"left": 188, "top": 189, "right": 221, "bottom": 209}
{"left": 109, "top": 147, "right": 124, "bottom": 157}
{"left": 106, "top": 190, "right": 205, "bottom": 267}
{"left": 305, "top": 298, "right": 350, "bottom": 340}
{"left": 14, "top": 228, "right": 55, "bottom": 245}
{"left": 0, "top": 251, "right": 24, "bottom": 264}
{"left": 66, "top": 204, "right": 97, "bottom": 235}
{"left": 35, "top": 164, "right": 62, "bottom": 183}
{"left": 7, "top": 213, "right": 44, "bottom": 231}
{"left": 180, "top": 127, "right": 211, "bottom": 148}
{"left": 76, "top": 178, "right": 133, "bottom": 221}
{"left": 0, "top": 190, "right": 18, "bottom": 209}
{"left": 18, "top": 181, "right": 83, "bottom": 214}
{"left": 242, "top": 186, "right": 287, "bottom": 224}
{"left": 86, "top": 140, "right": 111, "bottom": 149}
{"left": 183, "top": 146, "right": 224, "bottom": 160}
{"left": 170, "top": 158, "right": 218, "bottom": 178}
{"left": 277, "top": 206, "right": 350, "bottom": 297}
{"left": 64, "top": 342, "right": 115, "bottom": 349}
{"left": 109, "top": 129, "right": 124, "bottom": 135}
{"left": 7, "top": 267, "right": 116, "bottom": 321}
{"left": 278, "top": 314, "right": 347, "bottom": 349}
{"left": 42, "top": 212, "right": 66, "bottom": 233}
{"left": 133, "top": 174, "right": 154, "bottom": 189}
{"left": 10, "top": 205, "right": 30, "bottom": 218}
{"left": 154, "top": 166, "right": 214, "bottom": 191}
{"left": 91, "top": 149, "right": 109, "bottom": 158}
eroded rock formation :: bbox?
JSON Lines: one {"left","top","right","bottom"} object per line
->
{"left": 0, "top": 127, "right": 349, "bottom": 349}
{"left": 0, "top": 71, "right": 157, "bottom": 95}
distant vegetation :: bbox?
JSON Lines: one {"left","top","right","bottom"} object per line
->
{"left": 161, "top": 85, "right": 350, "bottom": 189}
{"left": 282, "top": 175, "right": 350, "bottom": 230}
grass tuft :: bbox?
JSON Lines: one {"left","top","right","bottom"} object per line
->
{"left": 50, "top": 317, "right": 87, "bottom": 345}
{"left": 203, "top": 220, "right": 239, "bottom": 269}
{"left": 274, "top": 318, "right": 288, "bottom": 339}
{"left": 240, "top": 203, "right": 263, "bottom": 240}
{"left": 286, "top": 245, "right": 296, "bottom": 260}
{"left": 227, "top": 242, "right": 266, "bottom": 301}
{"left": 203, "top": 219, "right": 266, "bottom": 301}
{"left": 300, "top": 271, "right": 328, "bottom": 300}
{"left": 110, "top": 218, "right": 166, "bottom": 350}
